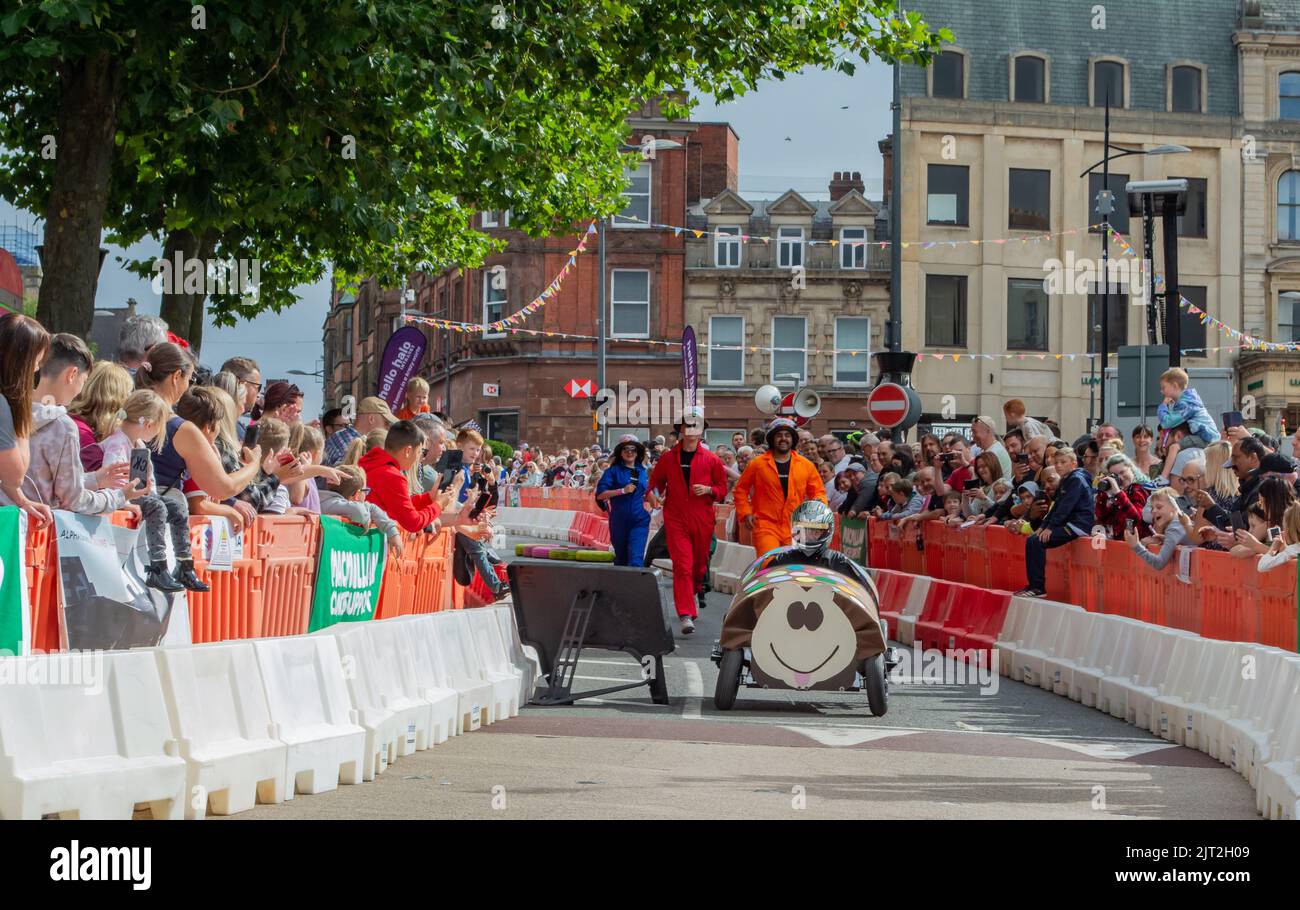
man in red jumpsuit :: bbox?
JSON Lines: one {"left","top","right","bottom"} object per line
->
{"left": 647, "top": 409, "right": 726, "bottom": 635}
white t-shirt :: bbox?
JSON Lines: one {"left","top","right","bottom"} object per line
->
{"left": 100, "top": 429, "right": 134, "bottom": 467}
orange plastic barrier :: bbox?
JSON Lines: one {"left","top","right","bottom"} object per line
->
{"left": 26, "top": 523, "right": 59, "bottom": 653}
{"left": 188, "top": 517, "right": 265, "bottom": 643}
{"left": 251, "top": 515, "right": 319, "bottom": 637}
{"left": 848, "top": 518, "right": 1299, "bottom": 651}
{"left": 714, "top": 503, "right": 734, "bottom": 542}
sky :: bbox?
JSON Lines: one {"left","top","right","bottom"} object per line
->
{"left": 0, "top": 60, "right": 895, "bottom": 419}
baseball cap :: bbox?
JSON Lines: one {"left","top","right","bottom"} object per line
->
{"left": 1260, "top": 453, "right": 1297, "bottom": 474}
{"left": 357, "top": 396, "right": 397, "bottom": 424}
{"left": 847, "top": 462, "right": 868, "bottom": 475}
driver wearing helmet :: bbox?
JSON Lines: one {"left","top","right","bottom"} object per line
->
{"left": 766, "top": 500, "right": 872, "bottom": 591}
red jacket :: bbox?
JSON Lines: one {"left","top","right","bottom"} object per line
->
{"left": 359, "top": 448, "right": 441, "bottom": 533}
{"left": 646, "top": 443, "right": 727, "bottom": 525}
{"left": 1094, "top": 481, "right": 1151, "bottom": 540}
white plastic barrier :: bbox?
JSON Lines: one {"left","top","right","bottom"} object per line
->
{"left": 1042, "top": 609, "right": 1093, "bottom": 697}
{"left": 993, "top": 596, "right": 1033, "bottom": 675}
{"left": 1071, "top": 616, "right": 1138, "bottom": 710}
{"left": 154, "top": 642, "right": 287, "bottom": 818}
{"left": 366, "top": 618, "right": 459, "bottom": 747}
{"left": 1227, "top": 650, "right": 1300, "bottom": 786}
{"left": 1151, "top": 636, "right": 1213, "bottom": 743}
{"left": 892, "top": 576, "right": 933, "bottom": 647}
{"left": 1256, "top": 658, "right": 1300, "bottom": 818}
{"left": 1113, "top": 627, "right": 1193, "bottom": 730}
{"left": 1097, "top": 624, "right": 1161, "bottom": 717}
{"left": 1009, "top": 601, "right": 1080, "bottom": 688}
{"left": 441, "top": 610, "right": 516, "bottom": 722}
{"left": 710, "top": 541, "right": 757, "bottom": 595}
{"left": 465, "top": 608, "right": 523, "bottom": 719}
{"left": 406, "top": 615, "right": 492, "bottom": 734}
{"left": 1187, "top": 642, "right": 1256, "bottom": 761}
{"left": 492, "top": 605, "right": 541, "bottom": 708}
{"left": 0, "top": 651, "right": 187, "bottom": 820}
{"left": 252, "top": 636, "right": 366, "bottom": 798}
{"left": 316, "top": 624, "right": 400, "bottom": 781}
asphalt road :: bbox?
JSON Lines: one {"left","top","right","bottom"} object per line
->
{"left": 236, "top": 535, "right": 1258, "bottom": 820}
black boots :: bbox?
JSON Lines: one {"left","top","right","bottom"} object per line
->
{"left": 173, "top": 559, "right": 211, "bottom": 593}
{"left": 145, "top": 562, "right": 185, "bottom": 593}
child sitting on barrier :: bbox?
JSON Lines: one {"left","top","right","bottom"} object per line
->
{"left": 100, "top": 389, "right": 208, "bottom": 593}
{"left": 320, "top": 464, "right": 403, "bottom": 557}
{"left": 1124, "top": 486, "right": 1191, "bottom": 571}
{"left": 1155, "top": 367, "right": 1220, "bottom": 482}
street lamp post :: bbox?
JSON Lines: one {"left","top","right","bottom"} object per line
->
{"left": 1079, "top": 92, "right": 1188, "bottom": 429}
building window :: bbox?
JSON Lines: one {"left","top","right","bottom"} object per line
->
{"left": 834, "top": 317, "right": 871, "bottom": 386}
{"left": 1179, "top": 285, "right": 1208, "bottom": 357}
{"left": 1009, "top": 168, "right": 1050, "bottom": 231}
{"left": 771, "top": 316, "right": 806, "bottom": 385}
{"left": 1087, "top": 292, "right": 1128, "bottom": 354}
{"left": 1013, "top": 54, "right": 1045, "bottom": 103}
{"left": 1171, "top": 65, "right": 1202, "bottom": 113}
{"left": 927, "top": 164, "right": 969, "bottom": 226}
{"left": 777, "top": 226, "right": 804, "bottom": 268}
{"left": 1175, "top": 177, "right": 1208, "bottom": 238}
{"left": 1281, "top": 72, "right": 1300, "bottom": 120}
{"left": 932, "top": 50, "right": 964, "bottom": 99}
{"left": 925, "top": 274, "right": 967, "bottom": 348}
{"left": 708, "top": 315, "right": 744, "bottom": 384}
{"left": 715, "top": 226, "right": 741, "bottom": 267}
{"left": 1007, "top": 278, "right": 1048, "bottom": 350}
{"left": 1278, "top": 170, "right": 1300, "bottom": 241}
{"left": 613, "top": 162, "right": 651, "bottom": 227}
{"left": 610, "top": 269, "right": 650, "bottom": 338}
{"left": 482, "top": 269, "right": 507, "bottom": 338}
{"left": 1088, "top": 171, "right": 1130, "bottom": 234}
{"left": 481, "top": 211, "right": 499, "bottom": 228}
{"left": 840, "top": 227, "right": 867, "bottom": 269}
{"left": 483, "top": 411, "right": 519, "bottom": 447}
{"left": 1093, "top": 59, "right": 1125, "bottom": 107}
{"left": 1280, "top": 291, "right": 1300, "bottom": 343}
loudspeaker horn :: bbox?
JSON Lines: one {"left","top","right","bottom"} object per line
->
{"left": 754, "top": 384, "right": 782, "bottom": 414}
{"left": 792, "top": 387, "right": 821, "bottom": 419}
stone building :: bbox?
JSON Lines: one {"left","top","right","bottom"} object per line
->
{"left": 897, "top": 0, "right": 1248, "bottom": 437}
{"left": 683, "top": 173, "right": 891, "bottom": 445}
{"left": 1234, "top": 0, "right": 1300, "bottom": 434}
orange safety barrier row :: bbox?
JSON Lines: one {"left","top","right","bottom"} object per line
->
{"left": 513, "top": 485, "right": 604, "bottom": 515}
{"left": 26, "top": 511, "right": 464, "bottom": 651}
{"left": 855, "top": 518, "right": 1299, "bottom": 651}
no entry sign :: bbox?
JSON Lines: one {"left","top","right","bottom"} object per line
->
{"left": 866, "top": 382, "right": 910, "bottom": 429}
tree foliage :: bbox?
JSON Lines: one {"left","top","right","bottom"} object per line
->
{"left": 0, "top": 1, "right": 949, "bottom": 344}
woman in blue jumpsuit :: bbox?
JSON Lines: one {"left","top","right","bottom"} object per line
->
{"left": 596, "top": 434, "right": 651, "bottom": 566}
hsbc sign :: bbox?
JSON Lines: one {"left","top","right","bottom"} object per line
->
{"left": 564, "top": 378, "right": 595, "bottom": 398}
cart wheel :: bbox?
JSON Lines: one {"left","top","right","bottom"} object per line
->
{"left": 862, "top": 653, "right": 888, "bottom": 717}
{"left": 714, "top": 648, "right": 744, "bottom": 711}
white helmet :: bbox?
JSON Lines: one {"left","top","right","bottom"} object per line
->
{"left": 790, "top": 499, "right": 835, "bottom": 559}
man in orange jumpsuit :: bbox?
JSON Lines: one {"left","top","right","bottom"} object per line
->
{"left": 647, "top": 411, "right": 727, "bottom": 635}
{"left": 733, "top": 417, "right": 828, "bottom": 556}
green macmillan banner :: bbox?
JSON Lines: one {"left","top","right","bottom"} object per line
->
{"left": 0, "top": 506, "right": 28, "bottom": 655}
{"left": 309, "top": 516, "right": 388, "bottom": 632}
{"left": 838, "top": 517, "right": 868, "bottom": 565}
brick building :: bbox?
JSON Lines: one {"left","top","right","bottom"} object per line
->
{"left": 321, "top": 99, "right": 740, "bottom": 449}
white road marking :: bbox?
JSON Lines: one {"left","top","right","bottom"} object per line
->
{"left": 955, "top": 721, "right": 983, "bottom": 732}
{"left": 683, "top": 660, "right": 704, "bottom": 720}
{"left": 780, "top": 726, "right": 921, "bottom": 747}
{"left": 1023, "top": 736, "right": 1181, "bottom": 761}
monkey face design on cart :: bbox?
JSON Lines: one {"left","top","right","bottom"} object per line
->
{"left": 748, "top": 572, "right": 860, "bottom": 690}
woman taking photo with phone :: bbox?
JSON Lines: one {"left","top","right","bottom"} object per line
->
{"left": 961, "top": 451, "right": 1003, "bottom": 518}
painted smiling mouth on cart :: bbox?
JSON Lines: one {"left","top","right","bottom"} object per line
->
{"left": 769, "top": 643, "right": 840, "bottom": 676}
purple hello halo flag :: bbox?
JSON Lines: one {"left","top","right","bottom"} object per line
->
{"left": 682, "top": 326, "right": 698, "bottom": 408}
{"left": 377, "top": 326, "right": 428, "bottom": 410}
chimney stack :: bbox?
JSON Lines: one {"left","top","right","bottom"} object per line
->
{"left": 829, "top": 169, "right": 866, "bottom": 201}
